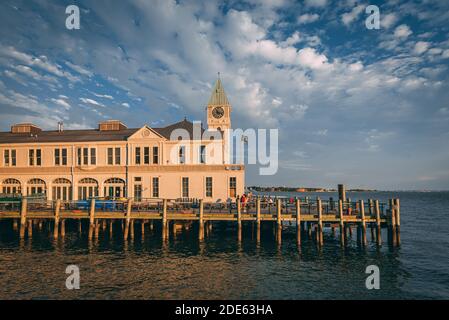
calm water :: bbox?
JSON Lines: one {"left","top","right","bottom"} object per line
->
{"left": 0, "top": 191, "right": 448, "bottom": 300}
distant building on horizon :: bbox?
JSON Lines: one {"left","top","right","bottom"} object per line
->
{"left": 0, "top": 77, "right": 244, "bottom": 202}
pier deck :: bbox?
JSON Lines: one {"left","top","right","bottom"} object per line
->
{"left": 0, "top": 196, "right": 401, "bottom": 247}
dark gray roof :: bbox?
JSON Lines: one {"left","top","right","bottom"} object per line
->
{"left": 0, "top": 119, "right": 205, "bottom": 144}
{"left": 154, "top": 119, "right": 205, "bottom": 140}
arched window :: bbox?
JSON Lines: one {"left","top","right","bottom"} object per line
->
{"left": 78, "top": 178, "right": 98, "bottom": 200}
{"left": 104, "top": 178, "right": 126, "bottom": 198}
{"left": 52, "top": 178, "right": 72, "bottom": 201}
{"left": 27, "top": 178, "right": 46, "bottom": 196}
{"left": 2, "top": 178, "right": 21, "bottom": 195}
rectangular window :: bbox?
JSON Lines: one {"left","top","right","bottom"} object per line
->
{"left": 4, "top": 150, "right": 9, "bottom": 166}
{"left": 182, "top": 177, "right": 189, "bottom": 198}
{"left": 77, "top": 148, "right": 82, "bottom": 165}
{"left": 11, "top": 150, "right": 16, "bottom": 166}
{"left": 229, "top": 177, "right": 237, "bottom": 198}
{"left": 90, "top": 148, "right": 96, "bottom": 165}
{"left": 206, "top": 177, "right": 213, "bottom": 197}
{"left": 200, "top": 145, "right": 206, "bottom": 164}
{"left": 29, "top": 149, "right": 34, "bottom": 166}
{"left": 62, "top": 148, "right": 67, "bottom": 166}
{"left": 55, "top": 148, "right": 68, "bottom": 166}
{"left": 36, "top": 149, "right": 41, "bottom": 166}
{"left": 179, "top": 146, "right": 185, "bottom": 164}
{"left": 55, "top": 148, "right": 60, "bottom": 165}
{"left": 152, "top": 146, "right": 159, "bottom": 164}
{"left": 115, "top": 147, "right": 121, "bottom": 165}
{"left": 135, "top": 147, "right": 141, "bottom": 165}
{"left": 107, "top": 148, "right": 113, "bottom": 165}
{"left": 134, "top": 177, "right": 142, "bottom": 200}
{"left": 83, "top": 148, "right": 88, "bottom": 165}
{"left": 144, "top": 147, "right": 150, "bottom": 164}
{"left": 152, "top": 177, "right": 159, "bottom": 198}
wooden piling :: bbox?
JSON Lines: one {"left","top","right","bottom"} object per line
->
{"left": 20, "top": 198, "right": 27, "bottom": 238}
{"left": 199, "top": 199, "right": 204, "bottom": 240}
{"left": 237, "top": 196, "right": 242, "bottom": 225}
{"left": 162, "top": 198, "right": 168, "bottom": 241}
{"left": 130, "top": 220, "right": 134, "bottom": 239}
{"left": 387, "top": 199, "right": 394, "bottom": 245}
{"left": 338, "top": 184, "right": 346, "bottom": 202}
{"left": 359, "top": 200, "right": 367, "bottom": 246}
{"left": 256, "top": 196, "right": 261, "bottom": 224}
{"left": 375, "top": 200, "right": 381, "bottom": 246}
{"left": 89, "top": 199, "right": 95, "bottom": 226}
{"left": 276, "top": 198, "right": 282, "bottom": 227}
{"left": 96, "top": 220, "right": 101, "bottom": 238}
{"left": 394, "top": 198, "right": 401, "bottom": 246}
{"left": 27, "top": 219, "right": 32, "bottom": 238}
{"left": 125, "top": 198, "right": 132, "bottom": 240}
{"left": 296, "top": 198, "right": 301, "bottom": 245}
{"left": 61, "top": 219, "right": 66, "bottom": 237}
{"left": 54, "top": 199, "right": 60, "bottom": 239}
{"left": 317, "top": 198, "right": 323, "bottom": 245}
{"left": 338, "top": 200, "right": 345, "bottom": 245}
{"left": 124, "top": 220, "right": 129, "bottom": 240}
{"left": 109, "top": 220, "right": 113, "bottom": 238}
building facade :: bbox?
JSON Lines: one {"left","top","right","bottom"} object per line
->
{"left": 0, "top": 78, "right": 244, "bottom": 202}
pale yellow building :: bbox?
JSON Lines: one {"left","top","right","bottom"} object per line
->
{"left": 0, "top": 78, "right": 244, "bottom": 202}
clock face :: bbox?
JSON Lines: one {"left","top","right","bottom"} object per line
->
{"left": 212, "top": 107, "right": 224, "bottom": 119}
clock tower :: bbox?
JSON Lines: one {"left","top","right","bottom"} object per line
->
{"left": 207, "top": 74, "right": 231, "bottom": 131}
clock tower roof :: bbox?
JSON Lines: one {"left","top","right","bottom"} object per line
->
{"left": 207, "top": 76, "right": 230, "bottom": 106}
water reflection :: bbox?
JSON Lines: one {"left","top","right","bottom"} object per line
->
{"left": 1, "top": 191, "right": 448, "bottom": 299}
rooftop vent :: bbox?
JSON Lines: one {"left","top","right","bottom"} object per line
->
{"left": 98, "top": 120, "right": 127, "bottom": 131}
{"left": 11, "top": 123, "right": 42, "bottom": 134}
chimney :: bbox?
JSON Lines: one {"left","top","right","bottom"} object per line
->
{"left": 58, "top": 121, "right": 64, "bottom": 132}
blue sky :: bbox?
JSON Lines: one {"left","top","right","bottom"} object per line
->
{"left": 0, "top": 0, "right": 448, "bottom": 190}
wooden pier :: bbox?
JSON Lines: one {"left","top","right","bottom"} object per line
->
{"left": 0, "top": 195, "right": 401, "bottom": 247}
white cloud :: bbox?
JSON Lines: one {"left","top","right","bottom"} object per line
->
{"left": 12, "top": 64, "right": 59, "bottom": 84}
{"left": 0, "top": 45, "right": 80, "bottom": 82}
{"left": 297, "top": 47, "right": 329, "bottom": 69}
{"left": 394, "top": 24, "right": 412, "bottom": 38}
{"left": 51, "top": 98, "right": 71, "bottom": 110}
{"left": 122, "top": 102, "right": 130, "bottom": 108}
{"left": 381, "top": 13, "right": 398, "bottom": 29}
{"left": 65, "top": 61, "right": 94, "bottom": 77}
{"left": 281, "top": 31, "right": 301, "bottom": 47}
{"left": 316, "top": 129, "right": 328, "bottom": 136}
{"left": 341, "top": 5, "right": 365, "bottom": 26}
{"left": 79, "top": 97, "right": 105, "bottom": 107}
{"left": 297, "top": 13, "right": 319, "bottom": 24}
{"left": 349, "top": 61, "right": 363, "bottom": 71}
{"left": 305, "top": 0, "right": 327, "bottom": 7}
{"left": 413, "top": 41, "right": 430, "bottom": 55}
{"left": 442, "top": 49, "right": 449, "bottom": 59}
{"left": 92, "top": 92, "right": 114, "bottom": 99}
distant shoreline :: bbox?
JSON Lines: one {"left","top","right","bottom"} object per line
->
{"left": 247, "top": 187, "right": 449, "bottom": 193}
